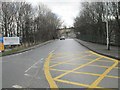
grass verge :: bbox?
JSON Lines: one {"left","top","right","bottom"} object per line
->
{"left": 0, "top": 40, "right": 51, "bottom": 57}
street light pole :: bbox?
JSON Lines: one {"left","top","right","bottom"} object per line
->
{"left": 106, "top": 2, "right": 110, "bottom": 50}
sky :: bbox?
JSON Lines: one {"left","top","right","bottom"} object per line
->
{"left": 26, "top": 0, "right": 82, "bottom": 27}
{"left": 10, "top": 0, "right": 117, "bottom": 27}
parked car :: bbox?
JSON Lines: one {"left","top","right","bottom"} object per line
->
{"left": 60, "top": 36, "right": 65, "bottom": 40}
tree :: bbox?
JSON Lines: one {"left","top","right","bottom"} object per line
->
{"left": 1, "top": 2, "right": 62, "bottom": 47}
{"left": 74, "top": 1, "right": 120, "bottom": 49}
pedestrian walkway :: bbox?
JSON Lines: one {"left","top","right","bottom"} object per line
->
{"left": 75, "top": 39, "right": 120, "bottom": 60}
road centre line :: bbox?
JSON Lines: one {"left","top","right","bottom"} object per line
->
{"left": 25, "top": 58, "right": 44, "bottom": 73}
{"left": 50, "top": 68, "right": 120, "bottom": 79}
{"left": 53, "top": 56, "right": 103, "bottom": 80}
{"left": 50, "top": 54, "right": 92, "bottom": 68}
{"left": 89, "top": 60, "right": 118, "bottom": 88}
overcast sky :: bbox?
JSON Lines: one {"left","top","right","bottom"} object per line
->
{"left": 26, "top": 0, "right": 82, "bottom": 27}
{"left": 23, "top": 0, "right": 116, "bottom": 27}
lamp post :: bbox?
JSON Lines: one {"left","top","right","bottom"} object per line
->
{"left": 106, "top": 2, "right": 110, "bottom": 50}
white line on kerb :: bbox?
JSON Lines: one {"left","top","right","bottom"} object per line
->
{"left": 12, "top": 85, "right": 22, "bottom": 88}
{"left": 25, "top": 58, "right": 44, "bottom": 73}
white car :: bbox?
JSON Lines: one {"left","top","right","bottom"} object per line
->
{"left": 60, "top": 36, "right": 65, "bottom": 40}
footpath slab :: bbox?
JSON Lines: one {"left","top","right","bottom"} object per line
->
{"left": 75, "top": 39, "right": 120, "bottom": 60}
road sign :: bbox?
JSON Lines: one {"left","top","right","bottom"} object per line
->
{"left": 0, "top": 43, "right": 4, "bottom": 51}
{"left": 0, "top": 37, "right": 3, "bottom": 43}
{"left": 0, "top": 34, "right": 4, "bottom": 51}
{"left": 3, "top": 37, "right": 20, "bottom": 45}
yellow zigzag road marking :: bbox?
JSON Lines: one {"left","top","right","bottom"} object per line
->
{"left": 50, "top": 54, "right": 92, "bottom": 68}
{"left": 54, "top": 56, "right": 103, "bottom": 80}
{"left": 51, "top": 62, "right": 109, "bottom": 68}
{"left": 54, "top": 79, "right": 102, "bottom": 88}
{"left": 50, "top": 68, "right": 120, "bottom": 79}
{"left": 89, "top": 51, "right": 118, "bottom": 62}
{"left": 89, "top": 61, "right": 118, "bottom": 88}
{"left": 53, "top": 51, "right": 90, "bottom": 57}
{"left": 52, "top": 53, "right": 90, "bottom": 60}
{"left": 51, "top": 51, "right": 91, "bottom": 61}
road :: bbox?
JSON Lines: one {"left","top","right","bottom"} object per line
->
{"left": 2, "top": 39, "right": 120, "bottom": 88}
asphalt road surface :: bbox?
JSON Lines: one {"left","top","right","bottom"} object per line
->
{"left": 2, "top": 39, "right": 120, "bottom": 89}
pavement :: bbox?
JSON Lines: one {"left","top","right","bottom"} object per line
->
{"left": 2, "top": 39, "right": 120, "bottom": 89}
{"left": 75, "top": 39, "right": 120, "bottom": 60}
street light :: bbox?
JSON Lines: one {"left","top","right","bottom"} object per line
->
{"left": 106, "top": 2, "right": 110, "bottom": 50}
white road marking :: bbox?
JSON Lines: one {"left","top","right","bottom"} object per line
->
{"left": 32, "top": 66, "right": 38, "bottom": 68}
{"left": 25, "top": 58, "right": 44, "bottom": 73}
{"left": 40, "top": 58, "right": 44, "bottom": 61}
{"left": 24, "top": 73, "right": 30, "bottom": 76}
{"left": 49, "top": 50, "right": 55, "bottom": 54}
{"left": 12, "top": 85, "right": 22, "bottom": 88}
{"left": 40, "top": 58, "right": 44, "bottom": 63}
{"left": 24, "top": 73, "right": 41, "bottom": 79}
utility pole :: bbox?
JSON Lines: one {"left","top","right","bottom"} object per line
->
{"left": 106, "top": 2, "right": 110, "bottom": 50}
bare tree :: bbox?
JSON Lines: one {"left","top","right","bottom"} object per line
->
{"left": 1, "top": 2, "right": 62, "bottom": 48}
{"left": 74, "top": 1, "right": 120, "bottom": 48}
